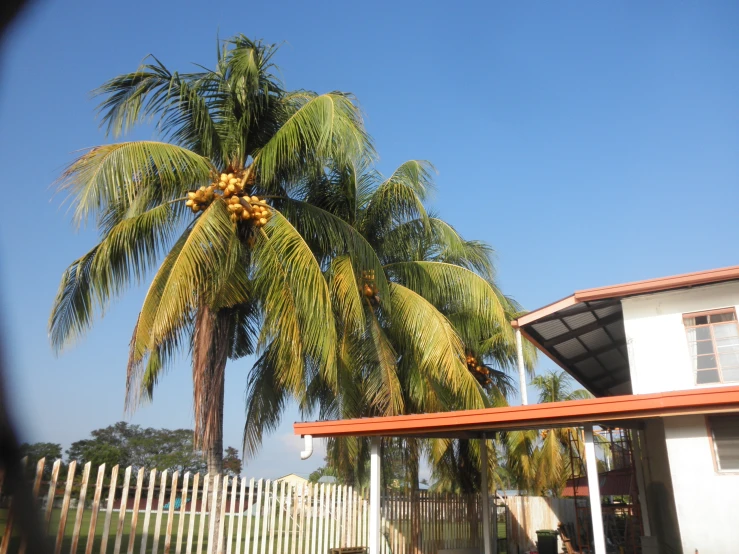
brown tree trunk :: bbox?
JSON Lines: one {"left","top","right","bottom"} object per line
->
{"left": 458, "top": 440, "right": 480, "bottom": 544}
{"left": 406, "top": 439, "right": 422, "bottom": 554}
{"left": 193, "top": 304, "right": 230, "bottom": 548}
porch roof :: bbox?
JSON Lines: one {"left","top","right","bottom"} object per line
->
{"left": 293, "top": 385, "right": 739, "bottom": 439}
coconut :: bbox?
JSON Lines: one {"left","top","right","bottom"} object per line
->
{"left": 220, "top": 173, "right": 228, "bottom": 182}
{"left": 259, "top": 217, "right": 267, "bottom": 226}
{"left": 241, "top": 211, "right": 251, "bottom": 220}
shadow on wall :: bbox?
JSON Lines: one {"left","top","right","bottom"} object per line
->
{"left": 504, "top": 497, "right": 575, "bottom": 553}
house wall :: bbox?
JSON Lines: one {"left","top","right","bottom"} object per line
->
{"left": 621, "top": 282, "right": 739, "bottom": 553}
{"left": 662, "top": 415, "right": 739, "bottom": 554}
{"left": 621, "top": 280, "right": 739, "bottom": 394}
{"left": 640, "top": 421, "right": 681, "bottom": 553}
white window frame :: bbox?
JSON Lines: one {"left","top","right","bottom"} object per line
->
{"left": 683, "top": 308, "right": 739, "bottom": 385}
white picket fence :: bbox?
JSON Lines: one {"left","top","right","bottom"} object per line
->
{"left": 0, "top": 459, "right": 492, "bottom": 554}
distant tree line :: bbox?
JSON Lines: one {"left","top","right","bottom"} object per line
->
{"left": 20, "top": 422, "right": 242, "bottom": 480}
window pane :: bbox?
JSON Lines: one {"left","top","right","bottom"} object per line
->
{"left": 711, "top": 312, "right": 736, "bottom": 324}
{"left": 697, "top": 355, "right": 717, "bottom": 369}
{"left": 720, "top": 352, "right": 739, "bottom": 369}
{"left": 721, "top": 368, "right": 739, "bottom": 383}
{"left": 697, "top": 369, "right": 720, "bottom": 384}
{"left": 709, "top": 415, "right": 739, "bottom": 471}
{"left": 713, "top": 324, "right": 739, "bottom": 339}
{"left": 716, "top": 339, "right": 739, "bottom": 353}
{"left": 694, "top": 327, "right": 712, "bottom": 340}
{"left": 695, "top": 315, "right": 709, "bottom": 325}
{"left": 697, "top": 341, "right": 715, "bottom": 355}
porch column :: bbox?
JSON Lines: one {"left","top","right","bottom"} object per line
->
{"left": 480, "top": 433, "right": 493, "bottom": 554}
{"left": 369, "top": 436, "right": 381, "bottom": 554}
{"left": 583, "top": 425, "right": 606, "bottom": 554}
{"left": 515, "top": 328, "right": 528, "bottom": 405}
{"left": 632, "top": 430, "right": 651, "bottom": 536}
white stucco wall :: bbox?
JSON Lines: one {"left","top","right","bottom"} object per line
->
{"left": 621, "top": 281, "right": 739, "bottom": 395}
{"left": 621, "top": 283, "right": 739, "bottom": 553}
{"left": 662, "top": 415, "right": 739, "bottom": 554}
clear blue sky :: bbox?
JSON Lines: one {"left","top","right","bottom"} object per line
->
{"left": 0, "top": 1, "right": 737, "bottom": 479}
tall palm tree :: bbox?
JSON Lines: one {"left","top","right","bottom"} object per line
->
{"left": 530, "top": 370, "right": 590, "bottom": 496}
{"left": 241, "top": 158, "right": 534, "bottom": 489}
{"left": 49, "top": 35, "right": 376, "bottom": 475}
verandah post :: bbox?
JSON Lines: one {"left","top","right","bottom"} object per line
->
{"left": 369, "top": 437, "right": 381, "bottom": 554}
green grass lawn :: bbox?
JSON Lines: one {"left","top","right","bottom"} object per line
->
{"left": 0, "top": 509, "right": 507, "bottom": 554}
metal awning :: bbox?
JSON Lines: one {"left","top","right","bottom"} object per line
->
{"left": 512, "top": 265, "right": 739, "bottom": 396}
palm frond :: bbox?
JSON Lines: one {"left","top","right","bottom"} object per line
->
{"left": 254, "top": 92, "right": 373, "bottom": 191}
{"left": 387, "top": 283, "right": 483, "bottom": 410}
{"left": 243, "top": 350, "right": 289, "bottom": 459}
{"left": 252, "top": 211, "right": 337, "bottom": 394}
{"left": 58, "top": 141, "right": 213, "bottom": 227}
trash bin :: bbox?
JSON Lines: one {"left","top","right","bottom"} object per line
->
{"left": 536, "top": 529, "right": 558, "bottom": 554}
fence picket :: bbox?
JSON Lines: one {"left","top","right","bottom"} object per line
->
{"left": 275, "top": 482, "right": 286, "bottom": 554}
{"left": 207, "top": 474, "right": 220, "bottom": 554}
{"left": 330, "top": 484, "right": 337, "bottom": 550}
{"left": 165, "top": 471, "right": 179, "bottom": 554}
{"left": 44, "top": 459, "right": 63, "bottom": 532}
{"left": 251, "top": 479, "right": 263, "bottom": 554}
{"left": 196, "top": 474, "right": 210, "bottom": 554}
{"left": 296, "top": 485, "right": 306, "bottom": 554}
{"left": 317, "top": 484, "right": 325, "bottom": 554}
{"left": 114, "top": 466, "right": 133, "bottom": 554}
{"left": 55, "top": 460, "right": 78, "bottom": 554}
{"left": 69, "top": 461, "right": 92, "bottom": 554}
{"left": 83, "top": 463, "right": 106, "bottom": 554}
{"left": 226, "top": 476, "right": 238, "bottom": 554}
{"left": 267, "top": 480, "right": 278, "bottom": 554}
{"left": 244, "top": 478, "right": 257, "bottom": 554}
{"left": 235, "top": 477, "right": 247, "bottom": 554}
{"left": 186, "top": 473, "right": 200, "bottom": 554}
{"left": 152, "top": 469, "right": 169, "bottom": 554}
{"left": 140, "top": 469, "right": 158, "bottom": 554}
{"left": 100, "top": 464, "right": 120, "bottom": 554}
{"left": 216, "top": 476, "right": 229, "bottom": 554}
{"left": 177, "top": 472, "right": 190, "bottom": 554}
{"left": 289, "top": 485, "right": 299, "bottom": 554}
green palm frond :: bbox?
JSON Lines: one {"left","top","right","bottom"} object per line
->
{"left": 129, "top": 198, "right": 236, "bottom": 369}
{"left": 275, "top": 199, "right": 390, "bottom": 308}
{"left": 388, "top": 282, "right": 483, "bottom": 409}
{"left": 360, "top": 306, "right": 403, "bottom": 416}
{"left": 58, "top": 141, "right": 213, "bottom": 227}
{"left": 328, "top": 255, "right": 364, "bottom": 336}
{"left": 243, "top": 351, "right": 289, "bottom": 459}
{"left": 49, "top": 202, "right": 184, "bottom": 352}
{"left": 252, "top": 211, "right": 337, "bottom": 393}
{"left": 255, "top": 92, "right": 373, "bottom": 190}
{"left": 385, "top": 261, "right": 507, "bottom": 334}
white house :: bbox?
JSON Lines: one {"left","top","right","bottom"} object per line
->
{"left": 513, "top": 265, "right": 739, "bottom": 553}
{"left": 295, "top": 266, "right": 739, "bottom": 554}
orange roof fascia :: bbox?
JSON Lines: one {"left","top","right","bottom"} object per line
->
{"left": 575, "top": 264, "right": 739, "bottom": 302}
{"left": 293, "top": 385, "right": 739, "bottom": 438}
{"left": 511, "top": 265, "right": 739, "bottom": 328}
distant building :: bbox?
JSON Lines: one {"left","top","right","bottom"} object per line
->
{"left": 275, "top": 473, "right": 309, "bottom": 487}
{"left": 316, "top": 475, "right": 337, "bottom": 484}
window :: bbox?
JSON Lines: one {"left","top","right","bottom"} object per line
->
{"left": 684, "top": 309, "right": 739, "bottom": 385}
{"left": 708, "top": 415, "right": 739, "bottom": 471}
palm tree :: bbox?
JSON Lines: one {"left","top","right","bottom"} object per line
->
{"left": 530, "top": 370, "right": 590, "bottom": 496}
{"left": 49, "top": 35, "right": 375, "bottom": 475}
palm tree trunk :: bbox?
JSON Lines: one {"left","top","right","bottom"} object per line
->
{"left": 406, "top": 439, "right": 422, "bottom": 554}
{"left": 193, "top": 304, "right": 230, "bottom": 547}
{"left": 458, "top": 440, "right": 480, "bottom": 544}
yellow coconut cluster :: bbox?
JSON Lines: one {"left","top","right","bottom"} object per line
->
{"left": 226, "top": 195, "right": 271, "bottom": 226}
{"left": 184, "top": 171, "right": 271, "bottom": 227}
{"left": 466, "top": 353, "right": 492, "bottom": 387}
{"left": 361, "top": 269, "right": 380, "bottom": 306}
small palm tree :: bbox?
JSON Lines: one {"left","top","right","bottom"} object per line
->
{"left": 50, "top": 35, "right": 375, "bottom": 475}
{"left": 530, "top": 370, "right": 591, "bottom": 496}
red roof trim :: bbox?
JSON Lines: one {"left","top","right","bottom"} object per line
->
{"left": 511, "top": 265, "right": 739, "bottom": 328}
{"left": 293, "top": 385, "right": 739, "bottom": 438}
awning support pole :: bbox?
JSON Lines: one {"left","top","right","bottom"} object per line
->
{"left": 480, "top": 433, "right": 493, "bottom": 554}
{"left": 369, "top": 436, "right": 381, "bottom": 554}
{"left": 584, "top": 425, "right": 606, "bottom": 554}
{"left": 632, "top": 430, "right": 651, "bottom": 536}
{"left": 515, "top": 328, "right": 528, "bottom": 405}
